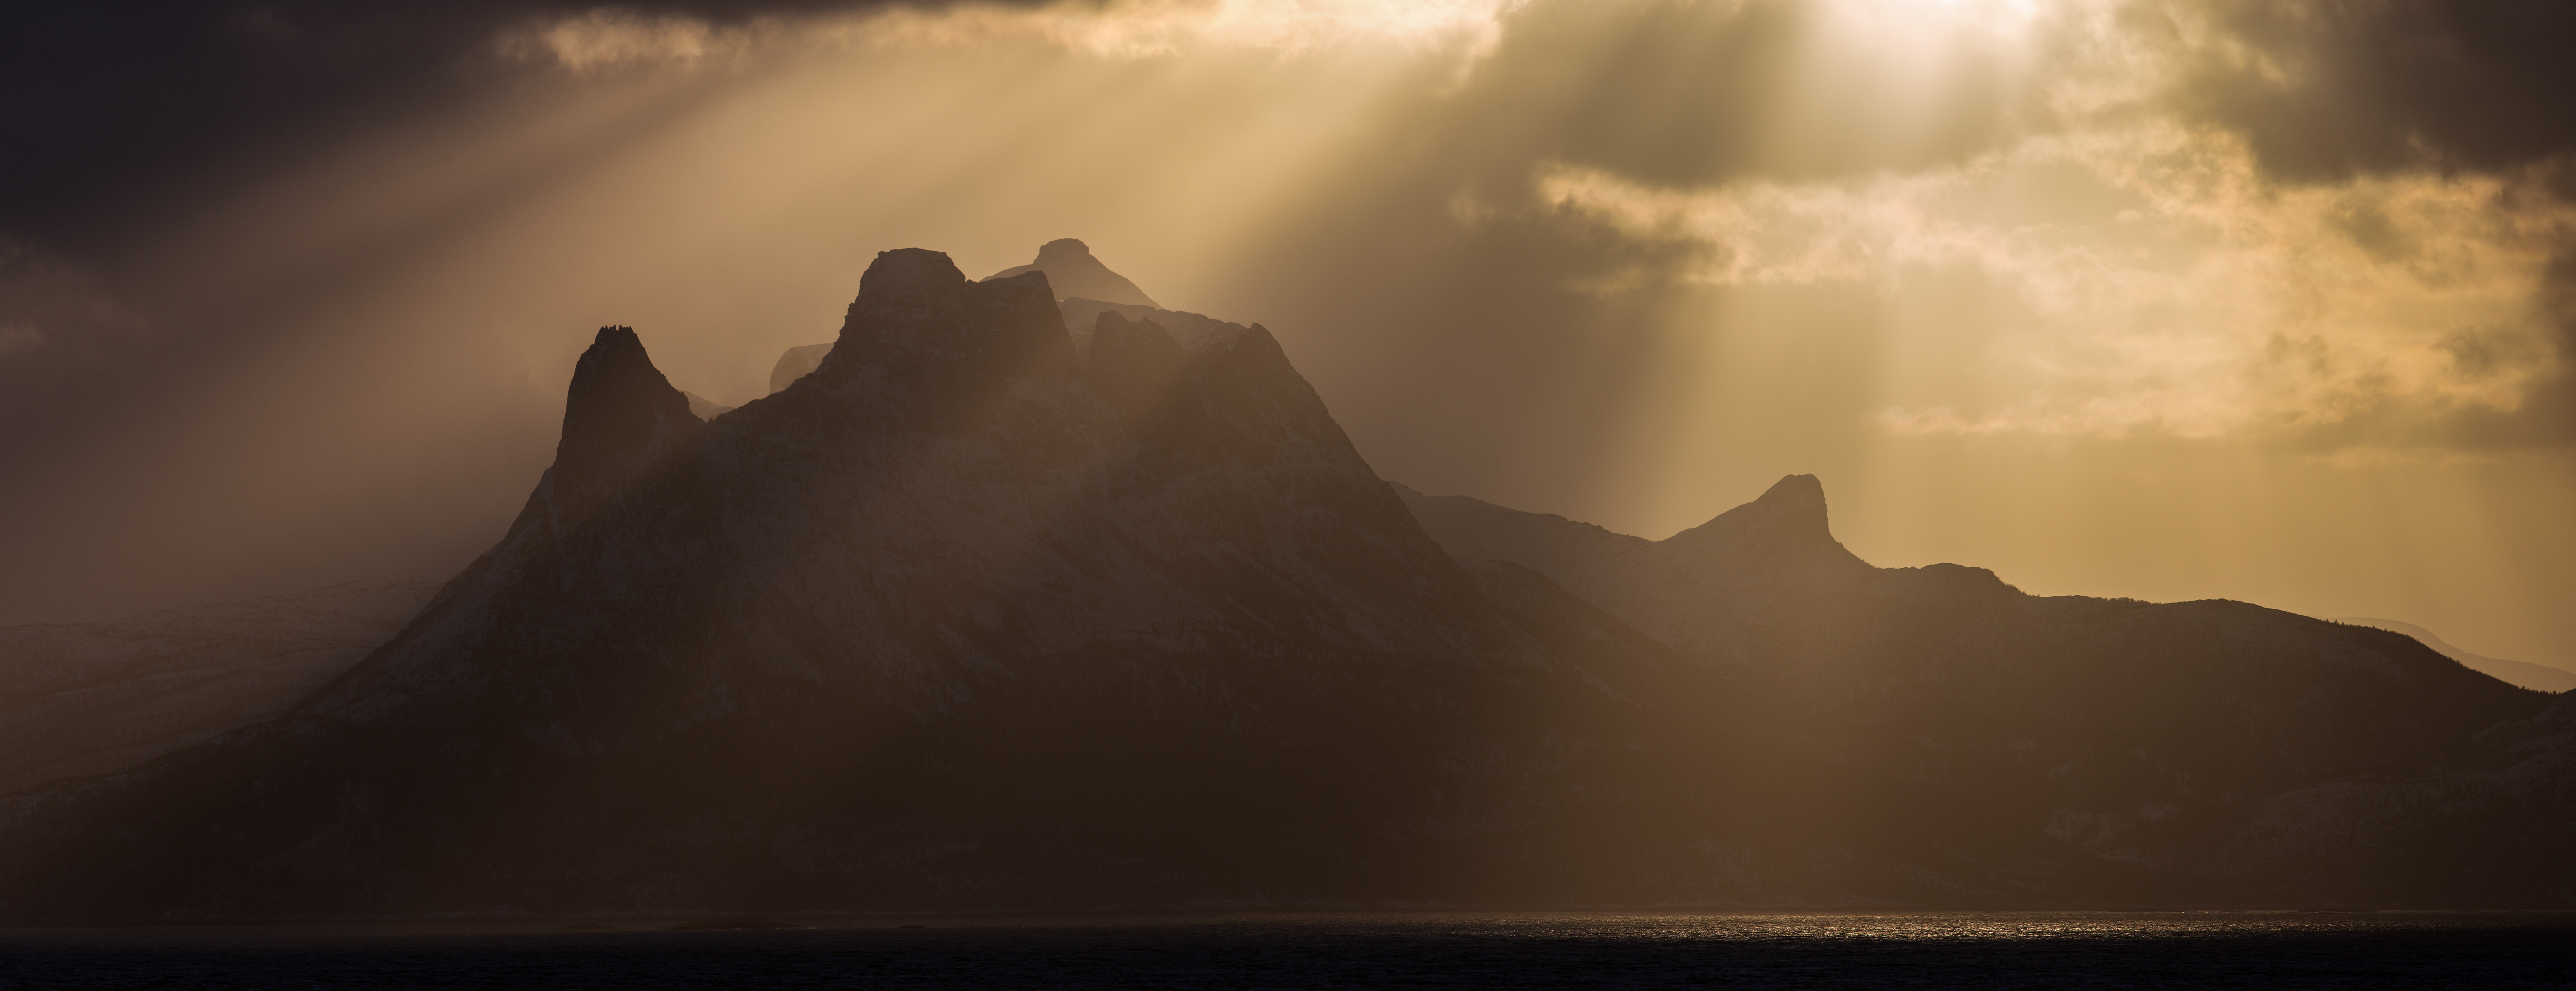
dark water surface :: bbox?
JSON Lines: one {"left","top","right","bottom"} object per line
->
{"left": 4, "top": 911, "right": 2569, "bottom": 989}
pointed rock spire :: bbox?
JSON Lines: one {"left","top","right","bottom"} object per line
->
{"left": 1746, "top": 473, "right": 1831, "bottom": 538}
{"left": 551, "top": 326, "right": 701, "bottom": 502}
{"left": 1662, "top": 473, "right": 1841, "bottom": 551}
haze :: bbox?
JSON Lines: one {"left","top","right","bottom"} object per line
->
{"left": 3, "top": 0, "right": 2570, "bottom": 671}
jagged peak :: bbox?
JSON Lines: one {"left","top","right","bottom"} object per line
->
{"left": 1666, "top": 473, "right": 1836, "bottom": 548}
{"left": 814, "top": 250, "right": 1075, "bottom": 388}
{"left": 550, "top": 325, "right": 700, "bottom": 502}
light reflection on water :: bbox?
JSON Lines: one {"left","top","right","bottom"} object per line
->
{"left": 6, "top": 911, "right": 2570, "bottom": 989}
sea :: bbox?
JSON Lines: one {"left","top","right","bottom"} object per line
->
{"left": 3, "top": 911, "right": 2569, "bottom": 989}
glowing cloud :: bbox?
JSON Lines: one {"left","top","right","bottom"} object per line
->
{"left": 1532, "top": 122, "right": 2573, "bottom": 443}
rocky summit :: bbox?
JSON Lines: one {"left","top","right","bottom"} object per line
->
{"left": 1, "top": 245, "right": 2568, "bottom": 921}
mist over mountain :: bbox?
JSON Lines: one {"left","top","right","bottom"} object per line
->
{"left": 3, "top": 244, "right": 2569, "bottom": 921}
{"left": 0, "top": 582, "right": 437, "bottom": 795}
{"left": 2327, "top": 617, "right": 2576, "bottom": 694}
{"left": 988, "top": 238, "right": 1159, "bottom": 307}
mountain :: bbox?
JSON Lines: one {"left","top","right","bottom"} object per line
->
{"left": 2220, "top": 690, "right": 2576, "bottom": 903}
{"left": 985, "top": 237, "right": 1158, "bottom": 307}
{"left": 1397, "top": 479, "right": 2565, "bottom": 906}
{"left": 2328, "top": 617, "right": 2576, "bottom": 693}
{"left": 0, "top": 252, "right": 1667, "bottom": 920}
{"left": 1393, "top": 476, "right": 1875, "bottom": 660}
{"left": 6, "top": 247, "right": 2568, "bottom": 918}
{"left": 0, "top": 582, "right": 437, "bottom": 795}
{"left": 766, "top": 240, "right": 1162, "bottom": 395}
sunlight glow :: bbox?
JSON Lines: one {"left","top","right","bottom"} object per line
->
{"left": 1533, "top": 130, "right": 2572, "bottom": 442}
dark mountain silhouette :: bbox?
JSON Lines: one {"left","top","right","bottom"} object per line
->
{"left": 3, "top": 248, "right": 2569, "bottom": 919}
{"left": 0, "top": 252, "right": 1667, "bottom": 920}
{"left": 2327, "top": 617, "right": 2576, "bottom": 693}
{"left": 767, "top": 240, "right": 1162, "bottom": 396}
{"left": 986, "top": 237, "right": 1159, "bottom": 307}
{"left": 1397, "top": 481, "right": 2568, "bottom": 906}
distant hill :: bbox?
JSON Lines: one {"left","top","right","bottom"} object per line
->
{"left": 985, "top": 237, "right": 1158, "bottom": 307}
{"left": 2327, "top": 617, "right": 2574, "bottom": 693}
{"left": 1398, "top": 479, "right": 2565, "bottom": 907}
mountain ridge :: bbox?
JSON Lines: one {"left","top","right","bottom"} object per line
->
{"left": 2328, "top": 616, "right": 2575, "bottom": 693}
{"left": 3, "top": 244, "right": 2568, "bottom": 919}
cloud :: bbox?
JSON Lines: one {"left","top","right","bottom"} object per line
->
{"left": 499, "top": 10, "right": 743, "bottom": 73}
{"left": 1529, "top": 122, "right": 2576, "bottom": 447}
{"left": 2143, "top": 0, "right": 2576, "bottom": 181}
{"left": 499, "top": 0, "right": 1525, "bottom": 68}
{"left": 0, "top": 1, "right": 1053, "bottom": 241}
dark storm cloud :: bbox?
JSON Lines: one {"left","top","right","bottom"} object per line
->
{"left": 0, "top": 0, "right": 1043, "bottom": 245}
{"left": 2152, "top": 0, "right": 2576, "bottom": 181}
{"left": 2139, "top": 0, "right": 2576, "bottom": 448}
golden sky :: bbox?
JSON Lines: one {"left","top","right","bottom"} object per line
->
{"left": 3, "top": 0, "right": 2570, "bottom": 667}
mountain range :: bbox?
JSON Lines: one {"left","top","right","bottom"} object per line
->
{"left": 0, "top": 243, "right": 2566, "bottom": 920}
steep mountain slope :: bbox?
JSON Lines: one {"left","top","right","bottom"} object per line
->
{"left": 1399, "top": 479, "right": 2563, "bottom": 905}
{"left": 0, "top": 252, "right": 1666, "bottom": 921}
{"left": 2329, "top": 616, "right": 2576, "bottom": 693}
{"left": 0, "top": 582, "right": 437, "bottom": 794}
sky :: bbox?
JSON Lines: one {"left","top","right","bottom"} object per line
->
{"left": 3, "top": 0, "right": 2572, "bottom": 668}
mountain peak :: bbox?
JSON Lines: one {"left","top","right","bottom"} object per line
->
{"left": 985, "top": 238, "right": 1159, "bottom": 307}
{"left": 1035, "top": 237, "right": 1094, "bottom": 264}
{"left": 1669, "top": 473, "right": 1835, "bottom": 548}
{"left": 1756, "top": 473, "right": 1825, "bottom": 507}
{"left": 551, "top": 326, "right": 699, "bottom": 504}
{"left": 814, "top": 249, "right": 1075, "bottom": 391}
